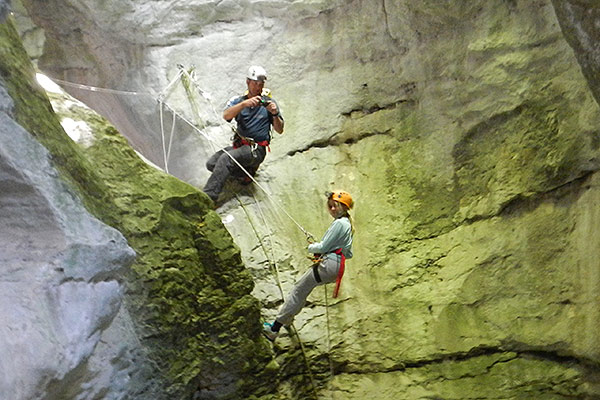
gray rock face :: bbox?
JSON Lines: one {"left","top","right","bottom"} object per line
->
{"left": 0, "top": 0, "right": 8, "bottom": 21}
{"left": 552, "top": 0, "right": 600, "bottom": 105}
{"left": 0, "top": 42, "right": 136, "bottom": 400}
{"left": 9, "top": 0, "right": 600, "bottom": 398}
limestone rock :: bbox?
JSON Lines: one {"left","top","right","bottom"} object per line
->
{"left": 0, "top": 19, "right": 135, "bottom": 400}
{"left": 9, "top": 0, "right": 600, "bottom": 398}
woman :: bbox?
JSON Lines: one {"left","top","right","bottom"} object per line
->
{"left": 263, "top": 190, "right": 354, "bottom": 342}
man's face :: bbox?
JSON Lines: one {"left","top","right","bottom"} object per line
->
{"left": 247, "top": 78, "right": 265, "bottom": 97}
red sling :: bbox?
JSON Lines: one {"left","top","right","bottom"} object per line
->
{"left": 332, "top": 248, "right": 346, "bottom": 298}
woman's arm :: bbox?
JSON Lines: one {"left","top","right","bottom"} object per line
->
{"left": 308, "top": 219, "right": 346, "bottom": 254}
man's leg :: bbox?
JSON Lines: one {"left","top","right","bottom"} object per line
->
{"left": 205, "top": 148, "right": 228, "bottom": 172}
{"left": 232, "top": 146, "right": 266, "bottom": 183}
{"left": 203, "top": 146, "right": 254, "bottom": 202}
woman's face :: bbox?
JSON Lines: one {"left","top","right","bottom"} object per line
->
{"left": 327, "top": 199, "right": 345, "bottom": 218}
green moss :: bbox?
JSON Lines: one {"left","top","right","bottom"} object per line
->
{"left": 453, "top": 101, "right": 584, "bottom": 220}
{"left": 1, "top": 17, "right": 275, "bottom": 399}
{"left": 82, "top": 125, "right": 275, "bottom": 398}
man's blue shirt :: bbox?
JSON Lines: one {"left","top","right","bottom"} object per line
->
{"left": 225, "top": 96, "right": 282, "bottom": 142}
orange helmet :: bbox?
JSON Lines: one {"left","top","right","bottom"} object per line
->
{"left": 328, "top": 190, "right": 354, "bottom": 209}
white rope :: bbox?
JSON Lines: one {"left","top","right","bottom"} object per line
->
{"left": 158, "top": 101, "right": 169, "bottom": 173}
{"left": 159, "top": 101, "right": 314, "bottom": 240}
{"left": 166, "top": 104, "right": 177, "bottom": 166}
{"left": 158, "top": 69, "right": 185, "bottom": 101}
{"left": 49, "top": 77, "right": 151, "bottom": 96}
{"left": 323, "top": 284, "right": 335, "bottom": 381}
{"left": 178, "top": 65, "right": 221, "bottom": 121}
{"left": 47, "top": 71, "right": 314, "bottom": 240}
{"left": 252, "top": 194, "right": 285, "bottom": 298}
{"left": 156, "top": 68, "right": 188, "bottom": 173}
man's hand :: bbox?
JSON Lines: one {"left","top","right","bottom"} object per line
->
{"left": 266, "top": 101, "right": 279, "bottom": 116}
{"left": 244, "top": 95, "right": 262, "bottom": 108}
{"left": 223, "top": 95, "right": 261, "bottom": 121}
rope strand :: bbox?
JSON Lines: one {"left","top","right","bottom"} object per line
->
{"left": 49, "top": 77, "right": 151, "bottom": 96}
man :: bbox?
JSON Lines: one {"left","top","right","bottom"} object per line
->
{"left": 203, "top": 65, "right": 284, "bottom": 204}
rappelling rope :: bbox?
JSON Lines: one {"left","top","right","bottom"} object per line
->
{"left": 250, "top": 194, "right": 285, "bottom": 299}
{"left": 48, "top": 73, "right": 329, "bottom": 398}
{"left": 235, "top": 193, "right": 319, "bottom": 399}
{"left": 48, "top": 77, "right": 151, "bottom": 96}
{"left": 157, "top": 99, "right": 315, "bottom": 241}
{"left": 323, "top": 284, "right": 335, "bottom": 381}
{"left": 45, "top": 73, "right": 314, "bottom": 241}
{"left": 157, "top": 69, "right": 186, "bottom": 172}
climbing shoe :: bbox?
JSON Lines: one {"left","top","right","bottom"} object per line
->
{"left": 262, "top": 322, "right": 278, "bottom": 342}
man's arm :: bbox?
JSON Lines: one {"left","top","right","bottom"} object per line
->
{"left": 271, "top": 114, "right": 284, "bottom": 134}
{"left": 266, "top": 102, "right": 284, "bottom": 134}
{"left": 223, "top": 96, "right": 261, "bottom": 121}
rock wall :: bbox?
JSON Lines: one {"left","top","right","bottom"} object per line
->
{"left": 0, "top": 13, "right": 137, "bottom": 400}
{"left": 1, "top": 10, "right": 275, "bottom": 400}
{"left": 7, "top": 0, "right": 600, "bottom": 399}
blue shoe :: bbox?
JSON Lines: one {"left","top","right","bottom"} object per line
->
{"left": 262, "top": 322, "right": 278, "bottom": 342}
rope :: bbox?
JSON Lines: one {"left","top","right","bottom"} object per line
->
{"left": 323, "top": 284, "right": 335, "bottom": 382}
{"left": 45, "top": 72, "right": 314, "bottom": 240}
{"left": 158, "top": 101, "right": 168, "bottom": 173}
{"left": 289, "top": 324, "right": 321, "bottom": 400}
{"left": 249, "top": 188, "right": 335, "bottom": 388}
{"left": 157, "top": 100, "right": 179, "bottom": 173}
{"left": 157, "top": 68, "right": 189, "bottom": 172}
{"left": 179, "top": 66, "right": 207, "bottom": 129}
{"left": 158, "top": 68, "right": 185, "bottom": 101}
{"left": 46, "top": 71, "right": 328, "bottom": 398}
{"left": 178, "top": 65, "right": 222, "bottom": 121}
{"left": 158, "top": 100, "right": 315, "bottom": 240}
{"left": 49, "top": 77, "right": 151, "bottom": 96}
{"left": 235, "top": 192, "right": 319, "bottom": 398}
{"left": 251, "top": 194, "right": 285, "bottom": 299}
{"left": 166, "top": 102, "right": 177, "bottom": 167}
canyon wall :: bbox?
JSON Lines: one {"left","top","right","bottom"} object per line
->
{"left": 3, "top": 0, "right": 600, "bottom": 398}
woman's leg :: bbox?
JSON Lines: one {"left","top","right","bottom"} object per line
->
{"left": 275, "top": 268, "right": 319, "bottom": 327}
{"left": 275, "top": 257, "right": 340, "bottom": 327}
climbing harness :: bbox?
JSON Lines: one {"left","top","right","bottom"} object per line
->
{"left": 232, "top": 131, "right": 270, "bottom": 152}
{"left": 308, "top": 249, "right": 346, "bottom": 298}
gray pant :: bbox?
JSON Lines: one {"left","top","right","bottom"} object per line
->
{"left": 203, "top": 145, "right": 266, "bottom": 202}
{"left": 276, "top": 256, "right": 340, "bottom": 326}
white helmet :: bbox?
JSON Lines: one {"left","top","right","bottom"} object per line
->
{"left": 247, "top": 65, "right": 267, "bottom": 82}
